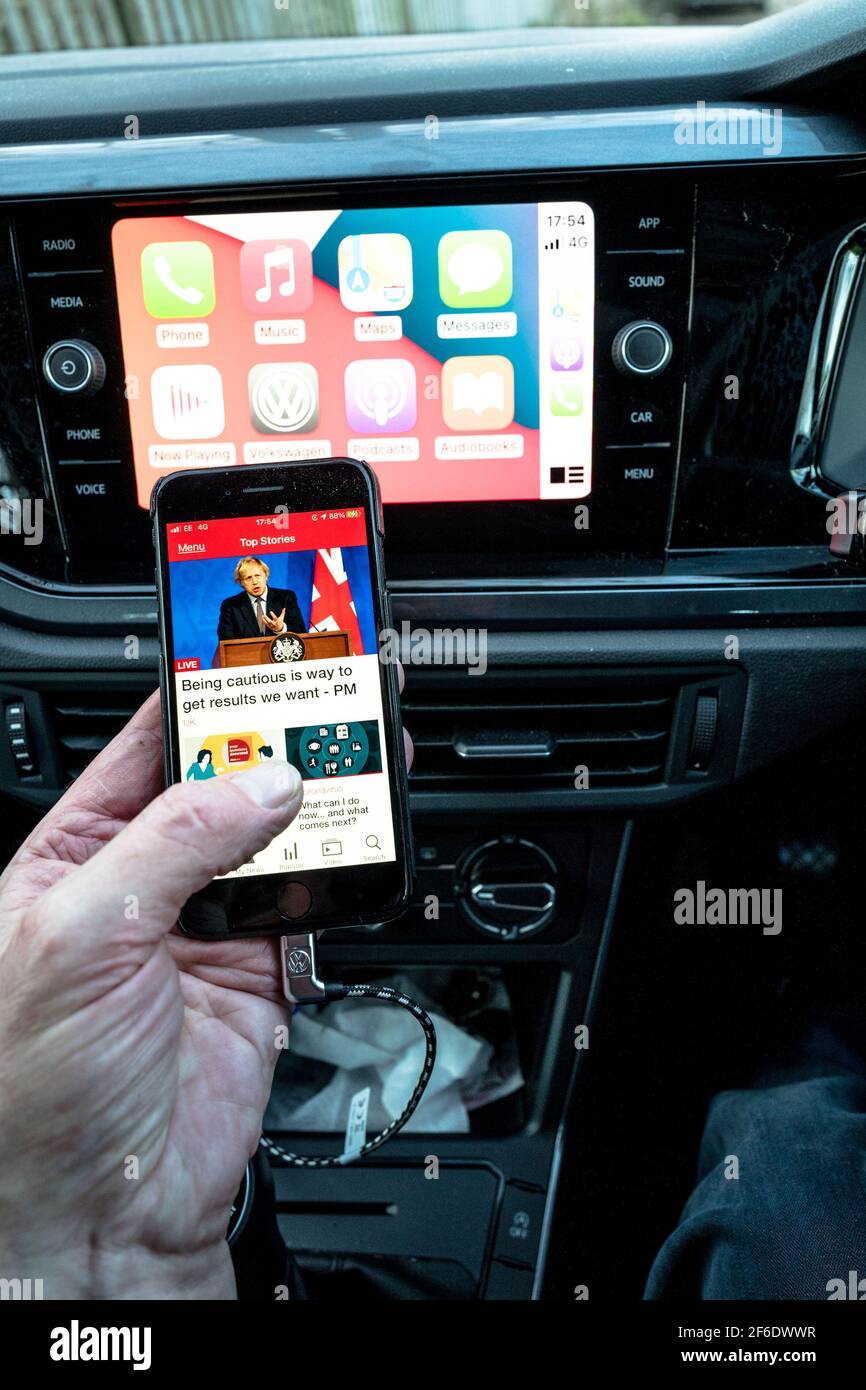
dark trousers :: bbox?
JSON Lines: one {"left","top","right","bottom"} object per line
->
{"left": 644, "top": 1010, "right": 866, "bottom": 1300}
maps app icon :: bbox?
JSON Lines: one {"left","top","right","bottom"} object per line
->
{"left": 338, "top": 233, "right": 414, "bottom": 313}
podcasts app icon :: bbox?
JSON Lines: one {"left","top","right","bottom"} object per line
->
{"left": 344, "top": 359, "right": 417, "bottom": 434}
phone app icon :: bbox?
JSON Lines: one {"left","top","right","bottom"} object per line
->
{"left": 248, "top": 362, "right": 318, "bottom": 434}
{"left": 344, "top": 359, "right": 417, "bottom": 433}
{"left": 438, "top": 230, "right": 513, "bottom": 309}
{"left": 240, "top": 238, "right": 313, "bottom": 314}
{"left": 551, "top": 380, "right": 584, "bottom": 417}
{"left": 338, "top": 234, "right": 413, "bottom": 312}
{"left": 551, "top": 336, "right": 583, "bottom": 371}
{"left": 141, "top": 242, "right": 215, "bottom": 319}
{"left": 441, "top": 355, "right": 514, "bottom": 431}
{"left": 151, "top": 365, "right": 225, "bottom": 439}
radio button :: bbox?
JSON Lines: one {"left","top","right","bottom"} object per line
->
{"left": 42, "top": 340, "right": 106, "bottom": 396}
{"left": 611, "top": 322, "right": 672, "bottom": 378}
{"left": 16, "top": 226, "right": 105, "bottom": 274}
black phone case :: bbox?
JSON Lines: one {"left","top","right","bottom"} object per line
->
{"left": 151, "top": 457, "right": 414, "bottom": 938}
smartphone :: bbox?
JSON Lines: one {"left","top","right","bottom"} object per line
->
{"left": 151, "top": 457, "right": 413, "bottom": 938}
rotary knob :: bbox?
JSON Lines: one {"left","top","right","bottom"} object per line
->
{"left": 42, "top": 339, "right": 106, "bottom": 396}
{"left": 455, "top": 836, "right": 559, "bottom": 940}
{"left": 611, "top": 320, "right": 672, "bottom": 378}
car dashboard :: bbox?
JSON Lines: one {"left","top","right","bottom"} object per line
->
{"left": 2, "top": 0, "right": 866, "bottom": 1301}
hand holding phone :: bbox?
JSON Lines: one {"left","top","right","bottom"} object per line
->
{"left": 0, "top": 689, "right": 312, "bottom": 1299}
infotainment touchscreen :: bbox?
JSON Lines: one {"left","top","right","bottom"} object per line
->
{"left": 111, "top": 201, "right": 594, "bottom": 509}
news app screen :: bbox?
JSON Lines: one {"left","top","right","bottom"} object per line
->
{"left": 112, "top": 200, "right": 594, "bottom": 509}
{"left": 165, "top": 507, "right": 396, "bottom": 878}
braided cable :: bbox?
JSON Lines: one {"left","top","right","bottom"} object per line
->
{"left": 261, "top": 983, "right": 437, "bottom": 1169}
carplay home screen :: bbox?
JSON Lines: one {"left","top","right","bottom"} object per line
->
{"left": 112, "top": 201, "right": 594, "bottom": 508}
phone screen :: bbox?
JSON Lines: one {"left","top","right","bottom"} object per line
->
{"left": 162, "top": 503, "right": 397, "bottom": 879}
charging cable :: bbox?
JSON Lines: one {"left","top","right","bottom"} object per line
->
{"left": 259, "top": 931, "right": 437, "bottom": 1169}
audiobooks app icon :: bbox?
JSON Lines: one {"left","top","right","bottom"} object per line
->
{"left": 151, "top": 365, "right": 225, "bottom": 440}
{"left": 441, "top": 355, "right": 514, "bottom": 431}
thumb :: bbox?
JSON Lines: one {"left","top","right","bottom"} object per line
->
{"left": 29, "top": 760, "right": 303, "bottom": 961}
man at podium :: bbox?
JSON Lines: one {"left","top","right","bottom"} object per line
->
{"left": 217, "top": 557, "right": 305, "bottom": 643}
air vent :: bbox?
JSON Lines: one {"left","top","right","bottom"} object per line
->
{"left": 47, "top": 688, "right": 151, "bottom": 782}
{"left": 402, "top": 673, "right": 677, "bottom": 792}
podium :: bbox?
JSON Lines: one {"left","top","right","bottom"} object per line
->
{"left": 216, "top": 630, "right": 352, "bottom": 669}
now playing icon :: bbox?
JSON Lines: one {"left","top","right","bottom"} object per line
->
{"left": 151, "top": 365, "right": 225, "bottom": 440}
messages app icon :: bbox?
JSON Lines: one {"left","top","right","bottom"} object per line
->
{"left": 438, "top": 230, "right": 513, "bottom": 309}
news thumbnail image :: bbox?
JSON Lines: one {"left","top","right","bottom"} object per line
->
{"left": 169, "top": 544, "right": 376, "bottom": 672}
{"left": 286, "top": 720, "right": 382, "bottom": 781}
{"left": 182, "top": 729, "right": 284, "bottom": 779}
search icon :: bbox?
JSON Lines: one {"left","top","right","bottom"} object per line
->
{"left": 366, "top": 834, "right": 381, "bottom": 850}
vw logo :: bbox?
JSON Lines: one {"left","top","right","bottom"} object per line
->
{"left": 249, "top": 363, "right": 318, "bottom": 433}
{"left": 285, "top": 949, "right": 311, "bottom": 975}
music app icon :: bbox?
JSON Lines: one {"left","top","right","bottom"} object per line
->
{"left": 240, "top": 239, "right": 313, "bottom": 314}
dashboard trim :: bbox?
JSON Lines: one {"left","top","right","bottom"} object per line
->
{"left": 2, "top": 110, "right": 866, "bottom": 200}
{"left": 791, "top": 220, "right": 866, "bottom": 501}
{"left": 1, "top": 563, "right": 866, "bottom": 639}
